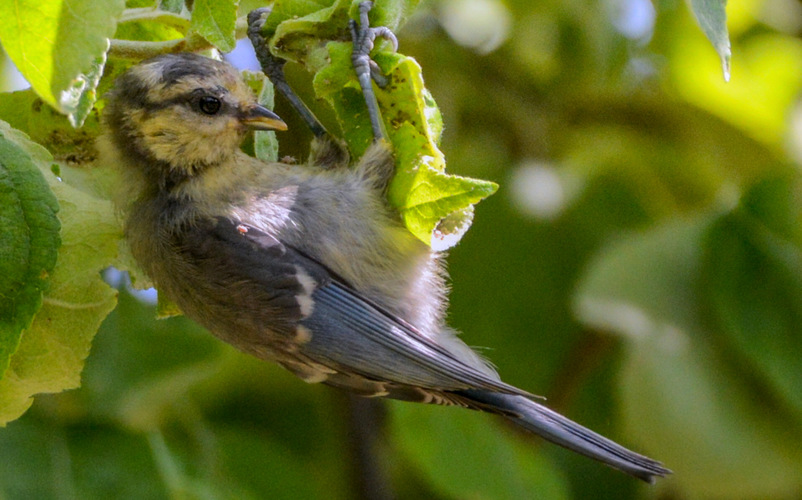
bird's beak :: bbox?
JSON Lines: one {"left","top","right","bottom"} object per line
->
{"left": 241, "top": 104, "right": 287, "bottom": 131}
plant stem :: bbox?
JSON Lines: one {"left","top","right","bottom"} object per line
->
{"left": 109, "top": 16, "right": 249, "bottom": 60}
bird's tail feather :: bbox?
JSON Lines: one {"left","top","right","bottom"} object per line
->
{"left": 458, "top": 390, "right": 671, "bottom": 483}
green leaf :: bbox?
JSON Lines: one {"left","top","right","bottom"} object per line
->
{"left": 620, "top": 330, "right": 802, "bottom": 498}
{"left": 261, "top": 0, "right": 419, "bottom": 61}
{"left": 314, "top": 41, "right": 497, "bottom": 247}
{"left": 619, "top": 322, "right": 802, "bottom": 499}
{"left": 702, "top": 177, "right": 802, "bottom": 419}
{"left": 0, "top": 420, "right": 167, "bottom": 499}
{"left": 252, "top": 0, "right": 491, "bottom": 246}
{"left": 400, "top": 167, "right": 497, "bottom": 251}
{"left": 155, "top": 294, "right": 183, "bottom": 318}
{"left": 740, "top": 174, "right": 802, "bottom": 247}
{"left": 80, "top": 290, "right": 222, "bottom": 420}
{"left": 574, "top": 216, "right": 714, "bottom": 337}
{"left": 0, "top": 121, "right": 119, "bottom": 425}
{"left": 0, "top": 89, "right": 102, "bottom": 165}
{"left": 688, "top": 0, "right": 731, "bottom": 80}
{"left": 215, "top": 427, "right": 330, "bottom": 499}
{"left": 114, "top": 16, "right": 187, "bottom": 41}
{"left": 126, "top": 0, "right": 158, "bottom": 7}
{"left": 242, "top": 71, "right": 279, "bottom": 162}
{"left": 160, "top": 0, "right": 186, "bottom": 14}
{"left": 64, "top": 52, "right": 107, "bottom": 127}
{"left": 189, "top": 0, "right": 238, "bottom": 52}
{"left": 0, "top": 124, "right": 61, "bottom": 382}
{"left": 266, "top": 0, "right": 354, "bottom": 67}
{"left": 575, "top": 214, "right": 802, "bottom": 497}
{"left": 390, "top": 402, "right": 569, "bottom": 499}
{"left": 0, "top": 0, "right": 125, "bottom": 116}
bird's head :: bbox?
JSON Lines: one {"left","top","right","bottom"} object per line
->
{"left": 103, "top": 53, "right": 286, "bottom": 185}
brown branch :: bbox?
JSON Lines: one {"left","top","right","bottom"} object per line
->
{"left": 342, "top": 394, "right": 395, "bottom": 500}
{"left": 546, "top": 330, "right": 617, "bottom": 412}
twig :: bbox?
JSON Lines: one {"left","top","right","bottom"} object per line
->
{"left": 343, "top": 394, "right": 395, "bottom": 500}
{"left": 108, "top": 17, "right": 249, "bottom": 60}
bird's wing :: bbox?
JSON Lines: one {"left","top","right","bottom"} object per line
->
{"left": 192, "top": 217, "right": 531, "bottom": 397}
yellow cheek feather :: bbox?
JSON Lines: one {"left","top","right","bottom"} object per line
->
{"left": 133, "top": 107, "right": 243, "bottom": 168}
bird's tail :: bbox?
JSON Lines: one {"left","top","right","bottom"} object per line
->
{"left": 458, "top": 389, "right": 671, "bottom": 483}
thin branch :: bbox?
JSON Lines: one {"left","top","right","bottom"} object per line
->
{"left": 108, "top": 17, "right": 250, "bottom": 60}
{"left": 343, "top": 394, "right": 395, "bottom": 500}
{"left": 547, "top": 331, "right": 617, "bottom": 412}
{"left": 119, "top": 7, "right": 190, "bottom": 30}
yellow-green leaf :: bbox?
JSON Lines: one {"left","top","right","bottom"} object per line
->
{"left": 314, "top": 41, "right": 496, "bottom": 247}
{"left": 688, "top": 0, "right": 731, "bottom": 80}
{"left": 0, "top": 0, "right": 124, "bottom": 117}
{"left": 189, "top": 0, "right": 238, "bottom": 52}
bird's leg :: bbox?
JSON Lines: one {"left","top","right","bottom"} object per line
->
{"left": 350, "top": 1, "right": 397, "bottom": 143}
{"left": 247, "top": 8, "right": 349, "bottom": 169}
{"left": 347, "top": 2, "right": 398, "bottom": 194}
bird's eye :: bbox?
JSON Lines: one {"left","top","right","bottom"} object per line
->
{"left": 198, "top": 96, "right": 222, "bottom": 115}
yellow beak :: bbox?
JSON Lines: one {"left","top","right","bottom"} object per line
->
{"left": 241, "top": 104, "right": 287, "bottom": 131}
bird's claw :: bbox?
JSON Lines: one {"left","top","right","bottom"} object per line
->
{"left": 247, "top": 7, "right": 285, "bottom": 79}
{"left": 350, "top": 2, "right": 397, "bottom": 89}
{"left": 247, "top": 7, "right": 272, "bottom": 53}
{"left": 246, "top": 2, "right": 395, "bottom": 143}
{"left": 350, "top": 1, "right": 395, "bottom": 141}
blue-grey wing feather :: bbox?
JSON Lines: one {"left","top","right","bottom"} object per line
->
{"left": 300, "top": 283, "right": 529, "bottom": 395}
{"left": 182, "top": 217, "right": 670, "bottom": 482}
{"left": 215, "top": 218, "right": 528, "bottom": 396}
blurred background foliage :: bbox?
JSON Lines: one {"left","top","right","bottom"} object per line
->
{"left": 2, "top": 0, "right": 802, "bottom": 498}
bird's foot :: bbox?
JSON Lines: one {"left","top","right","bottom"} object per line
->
{"left": 349, "top": 1, "right": 397, "bottom": 142}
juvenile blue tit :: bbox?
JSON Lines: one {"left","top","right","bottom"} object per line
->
{"left": 100, "top": 7, "right": 669, "bottom": 483}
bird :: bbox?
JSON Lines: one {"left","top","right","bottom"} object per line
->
{"left": 99, "top": 4, "right": 670, "bottom": 483}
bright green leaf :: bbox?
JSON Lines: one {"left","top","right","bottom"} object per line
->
{"left": 0, "top": 0, "right": 125, "bottom": 116}
{"left": 126, "top": 0, "right": 158, "bottom": 7}
{"left": 255, "top": 0, "right": 352, "bottom": 67}
{"left": 259, "top": 0, "right": 418, "bottom": 54}
{"left": 189, "top": 0, "right": 239, "bottom": 52}
{"left": 0, "top": 125, "right": 60, "bottom": 382}
{"left": 314, "top": 40, "right": 496, "bottom": 247}
{"left": 400, "top": 165, "right": 497, "bottom": 250}
{"left": 688, "top": 0, "right": 731, "bottom": 80}
{"left": 114, "top": 16, "right": 187, "bottom": 41}
{"left": 670, "top": 35, "right": 802, "bottom": 148}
